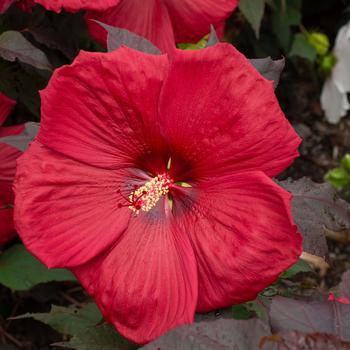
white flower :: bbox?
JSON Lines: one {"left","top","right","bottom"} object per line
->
{"left": 321, "top": 21, "right": 350, "bottom": 123}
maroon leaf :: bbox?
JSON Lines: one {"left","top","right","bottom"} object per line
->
{"left": 249, "top": 57, "right": 285, "bottom": 88}
{"left": 205, "top": 25, "right": 219, "bottom": 47}
{"left": 278, "top": 178, "right": 350, "bottom": 259}
{"left": 0, "top": 122, "right": 39, "bottom": 152}
{"left": 0, "top": 31, "right": 53, "bottom": 71}
{"left": 270, "top": 296, "right": 350, "bottom": 341}
{"left": 340, "top": 270, "right": 350, "bottom": 301}
{"left": 141, "top": 318, "right": 276, "bottom": 350}
{"left": 92, "top": 21, "right": 161, "bottom": 55}
{"left": 263, "top": 331, "right": 350, "bottom": 350}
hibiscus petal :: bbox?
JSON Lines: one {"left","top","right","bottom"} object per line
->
{"left": 0, "top": 207, "right": 15, "bottom": 246}
{"left": 14, "top": 141, "right": 133, "bottom": 268}
{"left": 0, "top": 144, "right": 21, "bottom": 182}
{"left": 0, "top": 92, "right": 15, "bottom": 126}
{"left": 85, "top": 0, "right": 175, "bottom": 53}
{"left": 0, "top": 0, "right": 15, "bottom": 14}
{"left": 164, "top": 0, "right": 238, "bottom": 43}
{"left": 0, "top": 122, "right": 37, "bottom": 182}
{"left": 38, "top": 47, "right": 169, "bottom": 173}
{"left": 72, "top": 212, "right": 198, "bottom": 344}
{"left": 0, "top": 124, "right": 24, "bottom": 137}
{"left": 172, "top": 171, "right": 302, "bottom": 312}
{"left": 34, "top": 0, "right": 120, "bottom": 13}
{"left": 159, "top": 44, "right": 300, "bottom": 179}
{"left": 0, "top": 181, "right": 13, "bottom": 204}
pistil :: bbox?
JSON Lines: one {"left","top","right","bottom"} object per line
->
{"left": 128, "top": 174, "right": 172, "bottom": 214}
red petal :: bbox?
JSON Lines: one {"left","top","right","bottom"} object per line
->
{"left": 38, "top": 48, "right": 169, "bottom": 173}
{"left": 14, "top": 141, "right": 132, "bottom": 268}
{"left": 0, "top": 122, "right": 32, "bottom": 182}
{"left": 0, "top": 181, "right": 13, "bottom": 204}
{"left": 173, "top": 171, "right": 302, "bottom": 312}
{"left": 85, "top": 0, "right": 175, "bottom": 53}
{"left": 0, "top": 144, "right": 21, "bottom": 182}
{"left": 34, "top": 0, "right": 120, "bottom": 13}
{"left": 16, "top": 0, "right": 35, "bottom": 12}
{"left": 164, "top": 0, "right": 238, "bottom": 43}
{"left": 0, "top": 0, "right": 16, "bottom": 13}
{"left": 0, "top": 92, "right": 15, "bottom": 125}
{"left": 0, "top": 206, "right": 15, "bottom": 246}
{"left": 160, "top": 44, "right": 300, "bottom": 179}
{"left": 72, "top": 213, "right": 198, "bottom": 344}
{"left": 0, "top": 124, "right": 24, "bottom": 137}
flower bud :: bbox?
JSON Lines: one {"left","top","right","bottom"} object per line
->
{"left": 341, "top": 154, "right": 350, "bottom": 173}
{"left": 319, "top": 53, "right": 337, "bottom": 76}
{"left": 307, "top": 32, "right": 330, "bottom": 56}
{"left": 325, "top": 167, "right": 350, "bottom": 189}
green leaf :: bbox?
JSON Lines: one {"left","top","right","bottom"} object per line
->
{"left": 14, "top": 304, "right": 102, "bottom": 335}
{"left": 289, "top": 33, "right": 317, "bottom": 61}
{"left": 239, "top": 0, "right": 265, "bottom": 38}
{"left": 280, "top": 259, "right": 312, "bottom": 279}
{"left": 15, "top": 303, "right": 136, "bottom": 350}
{"left": 56, "top": 324, "right": 136, "bottom": 350}
{"left": 0, "top": 244, "right": 75, "bottom": 290}
{"left": 232, "top": 304, "right": 251, "bottom": 320}
{"left": 0, "top": 31, "right": 52, "bottom": 71}
{"left": 271, "top": 13, "right": 292, "bottom": 51}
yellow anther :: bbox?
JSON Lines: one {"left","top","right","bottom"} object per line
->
{"left": 128, "top": 174, "right": 171, "bottom": 214}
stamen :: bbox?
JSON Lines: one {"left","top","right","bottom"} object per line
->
{"left": 128, "top": 174, "right": 172, "bottom": 214}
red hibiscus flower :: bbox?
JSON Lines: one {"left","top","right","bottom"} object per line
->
{"left": 85, "top": 0, "right": 239, "bottom": 53}
{"left": 0, "top": 92, "right": 39, "bottom": 245}
{"left": 0, "top": 0, "right": 119, "bottom": 14}
{"left": 14, "top": 44, "right": 302, "bottom": 344}
{"left": 0, "top": 92, "right": 21, "bottom": 245}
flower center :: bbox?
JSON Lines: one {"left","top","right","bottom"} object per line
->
{"left": 128, "top": 174, "right": 172, "bottom": 214}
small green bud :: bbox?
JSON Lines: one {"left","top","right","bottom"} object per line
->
{"left": 325, "top": 167, "right": 350, "bottom": 189}
{"left": 319, "top": 53, "right": 337, "bottom": 76}
{"left": 341, "top": 154, "right": 350, "bottom": 173}
{"left": 307, "top": 32, "right": 330, "bottom": 56}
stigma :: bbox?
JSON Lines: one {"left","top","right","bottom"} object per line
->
{"left": 128, "top": 174, "right": 172, "bottom": 214}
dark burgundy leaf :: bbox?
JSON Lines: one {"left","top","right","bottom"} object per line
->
{"left": 141, "top": 318, "right": 276, "bottom": 350}
{"left": 340, "top": 271, "right": 350, "bottom": 301}
{"left": 0, "top": 31, "right": 52, "bottom": 71}
{"left": 270, "top": 296, "right": 350, "bottom": 341}
{"left": 249, "top": 57, "right": 285, "bottom": 88}
{"left": 0, "top": 60, "right": 49, "bottom": 117}
{"left": 263, "top": 331, "right": 350, "bottom": 350}
{"left": 278, "top": 178, "right": 350, "bottom": 258}
{"left": 92, "top": 21, "right": 161, "bottom": 55}
{"left": 206, "top": 25, "right": 219, "bottom": 47}
{"left": 0, "top": 122, "right": 39, "bottom": 151}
